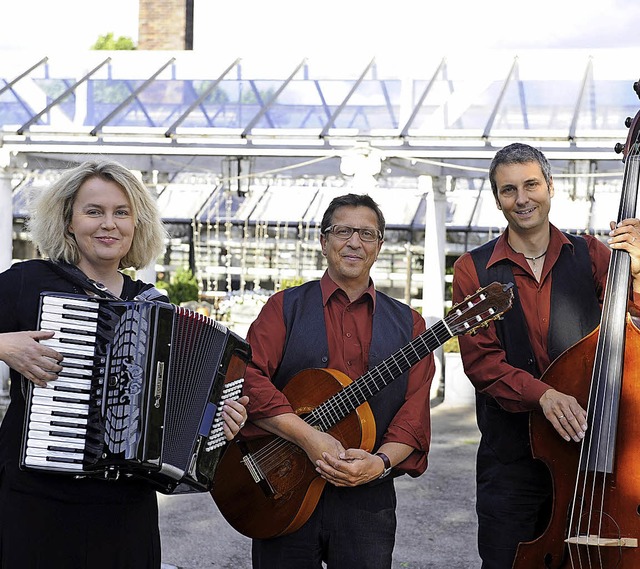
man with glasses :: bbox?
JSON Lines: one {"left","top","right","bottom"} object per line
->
{"left": 240, "top": 193, "right": 435, "bottom": 568}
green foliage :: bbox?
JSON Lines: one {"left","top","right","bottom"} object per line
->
{"left": 156, "top": 268, "right": 199, "bottom": 305}
{"left": 92, "top": 33, "right": 136, "bottom": 50}
{"left": 278, "top": 276, "right": 305, "bottom": 291}
{"left": 443, "top": 337, "right": 460, "bottom": 353}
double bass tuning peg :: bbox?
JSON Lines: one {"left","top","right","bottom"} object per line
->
{"left": 614, "top": 142, "right": 625, "bottom": 155}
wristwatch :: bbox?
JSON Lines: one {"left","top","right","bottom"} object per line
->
{"left": 375, "top": 452, "right": 392, "bottom": 479}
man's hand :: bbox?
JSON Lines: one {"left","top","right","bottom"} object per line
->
{"left": 539, "top": 388, "right": 588, "bottom": 442}
{"left": 315, "top": 448, "right": 383, "bottom": 487}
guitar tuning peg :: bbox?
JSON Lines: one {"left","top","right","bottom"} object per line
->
{"left": 614, "top": 142, "right": 625, "bottom": 154}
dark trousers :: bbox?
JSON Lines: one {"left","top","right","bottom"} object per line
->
{"left": 476, "top": 441, "right": 552, "bottom": 569}
{"left": 252, "top": 480, "right": 397, "bottom": 569}
{"left": 0, "top": 480, "right": 160, "bottom": 568}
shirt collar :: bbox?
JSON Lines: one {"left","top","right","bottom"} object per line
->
{"left": 320, "top": 270, "right": 377, "bottom": 310}
{"left": 487, "top": 224, "right": 573, "bottom": 268}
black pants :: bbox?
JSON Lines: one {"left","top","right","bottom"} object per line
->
{"left": 252, "top": 480, "right": 397, "bottom": 569}
{"left": 476, "top": 441, "right": 552, "bottom": 569}
{"left": 0, "top": 477, "right": 161, "bottom": 569}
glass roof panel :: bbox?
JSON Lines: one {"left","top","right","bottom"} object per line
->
{"left": 575, "top": 80, "right": 640, "bottom": 133}
{"left": 2, "top": 49, "right": 640, "bottom": 144}
{"left": 156, "top": 183, "right": 217, "bottom": 222}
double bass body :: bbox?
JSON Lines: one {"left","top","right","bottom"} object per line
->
{"left": 514, "top": 317, "right": 640, "bottom": 568}
{"left": 514, "top": 78, "right": 640, "bottom": 569}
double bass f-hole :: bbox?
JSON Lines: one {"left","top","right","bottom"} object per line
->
{"left": 513, "top": 79, "right": 640, "bottom": 569}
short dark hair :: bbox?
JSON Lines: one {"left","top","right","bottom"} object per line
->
{"left": 489, "top": 143, "right": 552, "bottom": 198}
{"left": 320, "top": 193, "right": 386, "bottom": 237}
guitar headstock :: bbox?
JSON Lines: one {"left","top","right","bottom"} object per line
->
{"left": 447, "top": 281, "right": 514, "bottom": 337}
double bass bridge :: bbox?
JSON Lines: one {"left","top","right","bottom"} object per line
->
{"left": 565, "top": 535, "right": 638, "bottom": 548}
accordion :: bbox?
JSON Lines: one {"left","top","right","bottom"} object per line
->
{"left": 20, "top": 292, "right": 252, "bottom": 494}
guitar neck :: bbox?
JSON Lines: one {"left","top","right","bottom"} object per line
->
{"left": 307, "top": 318, "right": 452, "bottom": 432}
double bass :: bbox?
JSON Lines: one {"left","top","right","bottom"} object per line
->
{"left": 513, "top": 80, "right": 640, "bottom": 568}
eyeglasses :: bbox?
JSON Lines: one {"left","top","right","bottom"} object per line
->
{"left": 324, "top": 224, "right": 382, "bottom": 242}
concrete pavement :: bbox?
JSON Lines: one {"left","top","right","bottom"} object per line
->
{"left": 159, "top": 401, "right": 482, "bottom": 569}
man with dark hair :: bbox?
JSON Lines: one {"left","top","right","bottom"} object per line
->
{"left": 241, "top": 193, "right": 435, "bottom": 568}
{"left": 452, "top": 143, "right": 640, "bottom": 568}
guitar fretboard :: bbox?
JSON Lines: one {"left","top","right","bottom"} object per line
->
{"left": 308, "top": 319, "right": 452, "bottom": 432}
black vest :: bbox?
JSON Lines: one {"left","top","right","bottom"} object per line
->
{"left": 470, "top": 234, "right": 601, "bottom": 462}
{"left": 272, "top": 280, "right": 413, "bottom": 449}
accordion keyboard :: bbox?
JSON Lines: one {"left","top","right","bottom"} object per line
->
{"left": 23, "top": 295, "right": 101, "bottom": 471}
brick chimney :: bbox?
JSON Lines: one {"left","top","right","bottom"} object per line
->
{"left": 138, "top": 0, "right": 194, "bottom": 50}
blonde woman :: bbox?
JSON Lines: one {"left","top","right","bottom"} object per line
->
{"left": 0, "top": 160, "right": 247, "bottom": 568}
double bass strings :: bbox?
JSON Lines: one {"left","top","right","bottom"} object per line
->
{"left": 566, "top": 146, "right": 640, "bottom": 566}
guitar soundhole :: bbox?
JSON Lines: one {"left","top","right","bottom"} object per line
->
{"left": 267, "top": 449, "right": 312, "bottom": 495}
{"left": 276, "top": 460, "right": 293, "bottom": 477}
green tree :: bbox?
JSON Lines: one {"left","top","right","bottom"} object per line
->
{"left": 156, "top": 268, "right": 199, "bottom": 305}
{"left": 92, "top": 33, "right": 136, "bottom": 50}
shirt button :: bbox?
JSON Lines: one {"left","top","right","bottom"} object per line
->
{"left": 346, "top": 332, "right": 352, "bottom": 338}
{"left": 347, "top": 361, "right": 352, "bottom": 366}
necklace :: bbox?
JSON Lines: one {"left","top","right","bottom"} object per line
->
{"left": 523, "top": 249, "right": 547, "bottom": 271}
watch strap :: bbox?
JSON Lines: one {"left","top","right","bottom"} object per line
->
{"left": 375, "top": 452, "right": 392, "bottom": 479}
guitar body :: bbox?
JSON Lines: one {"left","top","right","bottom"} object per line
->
{"left": 210, "top": 281, "right": 513, "bottom": 540}
{"left": 210, "top": 368, "right": 376, "bottom": 540}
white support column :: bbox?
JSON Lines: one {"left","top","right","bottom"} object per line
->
{"left": 0, "top": 152, "right": 12, "bottom": 398}
{"left": 420, "top": 175, "right": 447, "bottom": 401}
{"left": 0, "top": 151, "right": 13, "bottom": 272}
{"left": 136, "top": 264, "right": 158, "bottom": 287}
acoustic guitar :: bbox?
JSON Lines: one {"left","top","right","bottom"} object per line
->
{"left": 211, "top": 281, "right": 513, "bottom": 539}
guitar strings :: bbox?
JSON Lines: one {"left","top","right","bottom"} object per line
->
{"left": 243, "top": 300, "right": 500, "bottom": 475}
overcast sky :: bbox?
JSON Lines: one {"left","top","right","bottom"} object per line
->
{"left": 2, "top": 0, "right": 640, "bottom": 57}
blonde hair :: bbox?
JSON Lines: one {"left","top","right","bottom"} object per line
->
{"left": 27, "top": 160, "right": 167, "bottom": 269}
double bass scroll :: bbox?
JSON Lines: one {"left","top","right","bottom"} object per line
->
{"left": 513, "top": 79, "right": 640, "bottom": 568}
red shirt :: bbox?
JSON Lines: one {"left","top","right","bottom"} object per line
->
{"left": 452, "top": 225, "right": 611, "bottom": 412}
{"left": 242, "top": 271, "right": 435, "bottom": 477}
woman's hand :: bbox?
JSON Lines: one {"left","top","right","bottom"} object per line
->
{"left": 221, "top": 395, "right": 249, "bottom": 440}
{"left": 0, "top": 331, "right": 63, "bottom": 387}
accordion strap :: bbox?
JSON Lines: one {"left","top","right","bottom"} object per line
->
{"left": 46, "top": 260, "right": 169, "bottom": 302}
{"left": 46, "top": 260, "right": 121, "bottom": 300}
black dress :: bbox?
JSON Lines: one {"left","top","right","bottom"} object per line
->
{"left": 0, "top": 260, "right": 161, "bottom": 569}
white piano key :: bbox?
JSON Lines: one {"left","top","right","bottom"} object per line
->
{"left": 39, "top": 317, "right": 98, "bottom": 333}
{"left": 40, "top": 339, "right": 94, "bottom": 356}
{"left": 39, "top": 329, "right": 97, "bottom": 345}
{"left": 26, "top": 445, "right": 84, "bottom": 458}
{"left": 31, "top": 395, "right": 90, "bottom": 412}
{"left": 57, "top": 370, "right": 94, "bottom": 382}
{"left": 48, "top": 377, "right": 93, "bottom": 389}
{"left": 29, "top": 411, "right": 88, "bottom": 427}
{"left": 27, "top": 434, "right": 86, "bottom": 450}
{"left": 24, "top": 456, "right": 84, "bottom": 470}
{"left": 42, "top": 295, "right": 100, "bottom": 311}
{"left": 32, "top": 387, "right": 91, "bottom": 401}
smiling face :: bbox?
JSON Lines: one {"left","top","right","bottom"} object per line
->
{"left": 493, "top": 161, "right": 554, "bottom": 235}
{"left": 67, "top": 176, "right": 135, "bottom": 277}
{"left": 320, "top": 205, "right": 383, "bottom": 294}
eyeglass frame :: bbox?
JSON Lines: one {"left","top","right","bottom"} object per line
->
{"left": 323, "top": 224, "right": 383, "bottom": 242}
